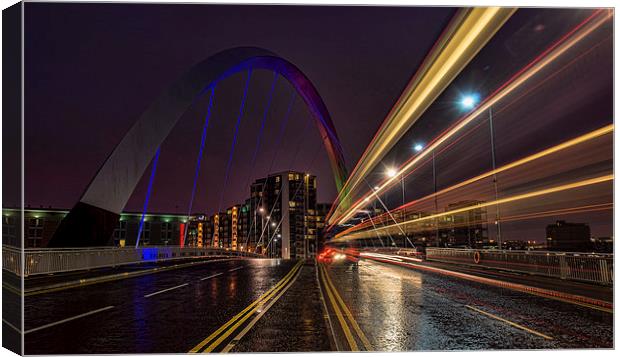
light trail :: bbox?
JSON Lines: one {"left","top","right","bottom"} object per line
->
{"left": 335, "top": 124, "right": 613, "bottom": 238}
{"left": 335, "top": 174, "right": 613, "bottom": 241}
{"left": 498, "top": 203, "right": 613, "bottom": 223}
{"left": 328, "top": 9, "right": 611, "bottom": 228}
{"left": 354, "top": 203, "right": 613, "bottom": 240}
{"left": 327, "top": 7, "right": 516, "bottom": 222}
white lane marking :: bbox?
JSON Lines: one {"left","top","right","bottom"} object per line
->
{"left": 2, "top": 318, "right": 21, "bottom": 333}
{"left": 25, "top": 306, "right": 115, "bottom": 334}
{"left": 144, "top": 283, "right": 189, "bottom": 298}
{"left": 228, "top": 266, "right": 244, "bottom": 272}
{"left": 200, "top": 272, "right": 223, "bottom": 281}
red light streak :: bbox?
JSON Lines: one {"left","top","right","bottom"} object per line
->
{"left": 328, "top": 9, "right": 612, "bottom": 229}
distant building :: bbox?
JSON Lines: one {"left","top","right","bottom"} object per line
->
{"left": 440, "top": 200, "right": 488, "bottom": 248}
{"left": 244, "top": 171, "right": 318, "bottom": 259}
{"left": 315, "top": 203, "right": 332, "bottom": 250}
{"left": 546, "top": 220, "right": 591, "bottom": 252}
{"left": 3, "top": 208, "right": 188, "bottom": 248}
{"left": 4, "top": 170, "right": 325, "bottom": 258}
{"left": 525, "top": 240, "right": 546, "bottom": 250}
{"left": 590, "top": 236, "right": 613, "bottom": 253}
{"left": 185, "top": 214, "right": 213, "bottom": 248}
{"left": 501, "top": 240, "right": 527, "bottom": 250}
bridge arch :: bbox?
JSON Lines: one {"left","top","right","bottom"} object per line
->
{"left": 50, "top": 47, "right": 347, "bottom": 247}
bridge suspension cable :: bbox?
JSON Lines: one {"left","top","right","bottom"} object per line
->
{"left": 242, "top": 90, "right": 296, "bottom": 251}
{"left": 135, "top": 147, "right": 161, "bottom": 247}
{"left": 183, "top": 87, "right": 216, "bottom": 244}
{"left": 217, "top": 68, "right": 253, "bottom": 213}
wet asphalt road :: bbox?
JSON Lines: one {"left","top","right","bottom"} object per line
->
{"left": 21, "top": 257, "right": 614, "bottom": 353}
{"left": 230, "top": 263, "right": 333, "bottom": 352}
{"left": 24, "top": 259, "right": 301, "bottom": 354}
{"left": 322, "top": 259, "right": 613, "bottom": 351}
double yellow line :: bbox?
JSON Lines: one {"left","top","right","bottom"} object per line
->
{"left": 189, "top": 260, "right": 303, "bottom": 353}
{"left": 318, "top": 264, "right": 372, "bottom": 351}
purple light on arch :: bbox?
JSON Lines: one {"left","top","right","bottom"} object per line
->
{"left": 51, "top": 47, "right": 348, "bottom": 247}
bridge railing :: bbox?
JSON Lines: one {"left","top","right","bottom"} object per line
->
{"left": 424, "top": 248, "right": 613, "bottom": 285}
{"left": 2, "top": 245, "right": 263, "bottom": 277}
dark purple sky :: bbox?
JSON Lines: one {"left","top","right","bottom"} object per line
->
{"left": 21, "top": 3, "right": 455, "bottom": 214}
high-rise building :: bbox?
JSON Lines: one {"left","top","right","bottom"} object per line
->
{"left": 315, "top": 203, "right": 332, "bottom": 250}
{"left": 546, "top": 220, "right": 591, "bottom": 252}
{"left": 186, "top": 214, "right": 213, "bottom": 247}
{"left": 243, "top": 171, "right": 318, "bottom": 259}
{"left": 6, "top": 170, "right": 325, "bottom": 258}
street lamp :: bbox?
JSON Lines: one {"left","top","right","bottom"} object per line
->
{"left": 386, "top": 168, "right": 405, "bottom": 206}
{"left": 413, "top": 143, "right": 424, "bottom": 152}
{"left": 460, "top": 93, "right": 479, "bottom": 110}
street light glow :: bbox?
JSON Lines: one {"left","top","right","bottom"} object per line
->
{"left": 414, "top": 143, "right": 424, "bottom": 152}
{"left": 386, "top": 168, "right": 398, "bottom": 178}
{"left": 460, "top": 93, "right": 479, "bottom": 110}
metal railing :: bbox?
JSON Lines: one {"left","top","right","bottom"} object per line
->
{"left": 425, "top": 248, "right": 613, "bottom": 285}
{"left": 2, "top": 245, "right": 263, "bottom": 277}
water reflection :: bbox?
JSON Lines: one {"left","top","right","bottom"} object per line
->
{"left": 355, "top": 261, "right": 424, "bottom": 351}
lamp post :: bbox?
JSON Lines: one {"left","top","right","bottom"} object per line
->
{"left": 460, "top": 93, "right": 502, "bottom": 248}
{"left": 387, "top": 167, "right": 406, "bottom": 247}
{"left": 270, "top": 221, "right": 276, "bottom": 258}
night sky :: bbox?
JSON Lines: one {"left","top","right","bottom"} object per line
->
{"left": 17, "top": 4, "right": 612, "bottom": 241}
{"left": 22, "top": 2, "right": 455, "bottom": 214}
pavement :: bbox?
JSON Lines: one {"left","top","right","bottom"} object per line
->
{"left": 321, "top": 259, "right": 613, "bottom": 350}
{"left": 23, "top": 258, "right": 333, "bottom": 354}
{"left": 16, "top": 256, "right": 614, "bottom": 353}
{"left": 230, "top": 262, "right": 333, "bottom": 352}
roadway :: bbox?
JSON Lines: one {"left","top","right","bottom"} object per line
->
{"left": 319, "top": 259, "right": 613, "bottom": 351}
{"left": 24, "top": 259, "right": 329, "bottom": 354}
{"left": 22, "top": 257, "right": 613, "bottom": 353}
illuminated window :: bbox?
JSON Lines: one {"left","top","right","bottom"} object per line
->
{"left": 141, "top": 222, "right": 151, "bottom": 243}
{"left": 27, "top": 218, "right": 43, "bottom": 248}
{"left": 161, "top": 222, "right": 174, "bottom": 243}
{"left": 3, "top": 216, "right": 16, "bottom": 243}
{"left": 113, "top": 221, "right": 127, "bottom": 241}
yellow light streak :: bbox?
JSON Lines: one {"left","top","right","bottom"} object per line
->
{"left": 465, "top": 305, "right": 553, "bottom": 340}
{"left": 331, "top": 11, "right": 611, "bottom": 226}
{"left": 336, "top": 175, "right": 613, "bottom": 241}
{"left": 329, "top": 7, "right": 516, "bottom": 220}
{"left": 335, "top": 125, "right": 613, "bottom": 239}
